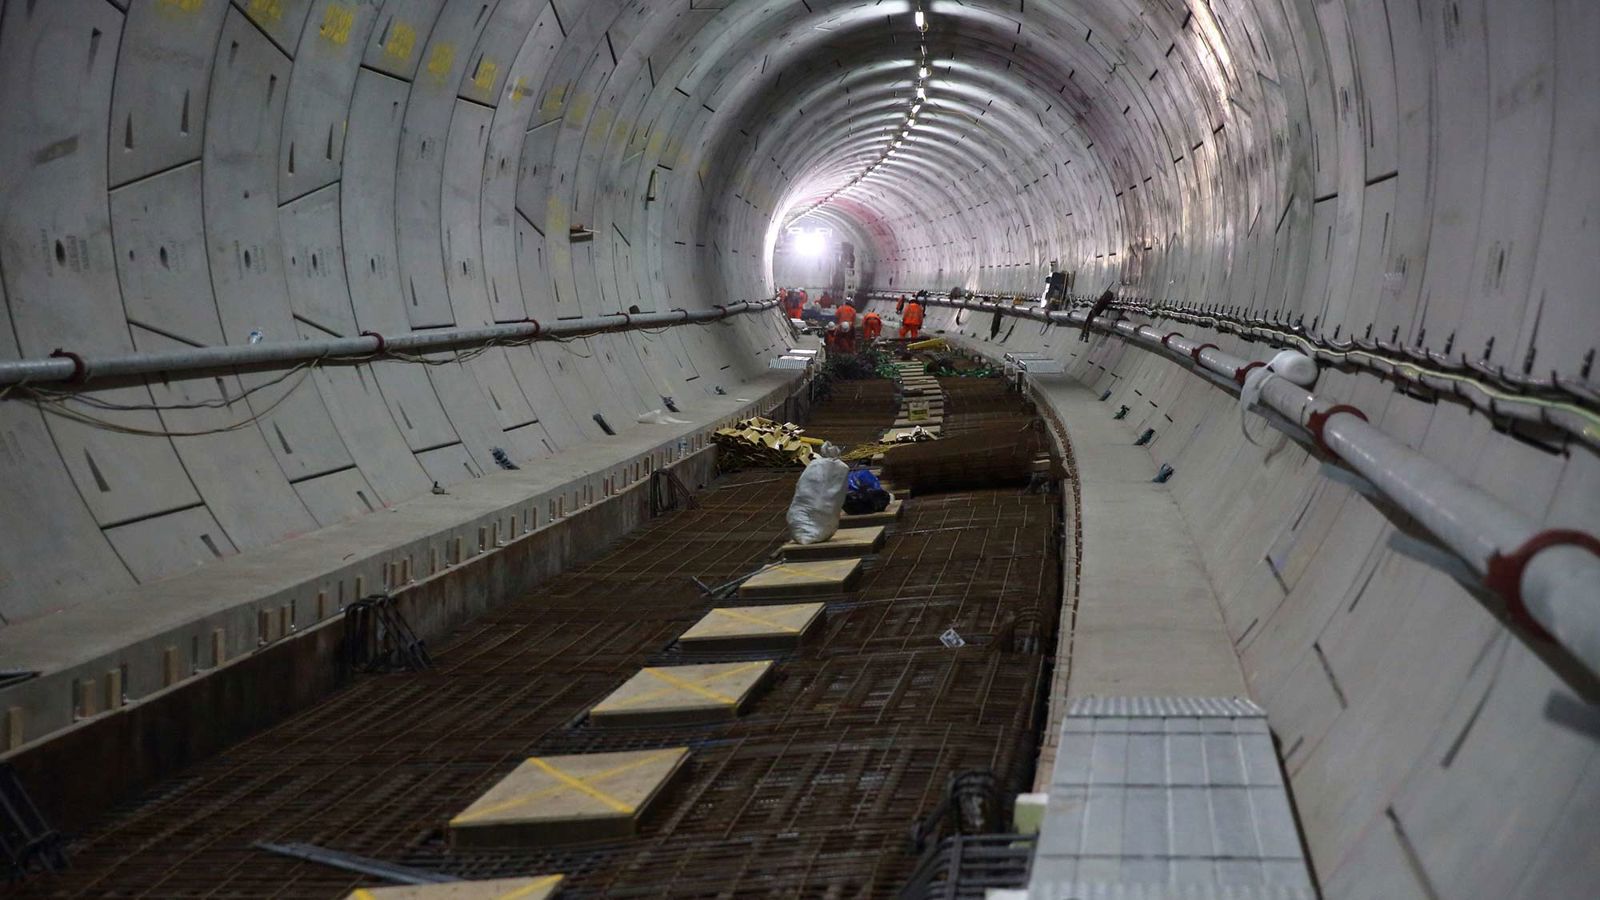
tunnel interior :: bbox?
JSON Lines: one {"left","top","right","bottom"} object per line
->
{"left": 0, "top": 0, "right": 1597, "bottom": 897}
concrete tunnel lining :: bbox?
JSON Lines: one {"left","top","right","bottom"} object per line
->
{"left": 0, "top": 0, "right": 1597, "bottom": 897}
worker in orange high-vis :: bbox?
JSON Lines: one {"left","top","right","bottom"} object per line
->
{"left": 899, "top": 296, "right": 924, "bottom": 339}
{"left": 861, "top": 310, "right": 883, "bottom": 342}
{"left": 835, "top": 301, "right": 856, "bottom": 331}
{"left": 836, "top": 319, "right": 855, "bottom": 353}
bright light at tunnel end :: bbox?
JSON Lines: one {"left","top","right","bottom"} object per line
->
{"left": 793, "top": 230, "right": 828, "bottom": 257}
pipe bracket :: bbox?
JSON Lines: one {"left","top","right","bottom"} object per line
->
{"left": 1234, "top": 360, "right": 1267, "bottom": 386}
{"left": 1306, "top": 403, "right": 1368, "bottom": 456}
{"left": 359, "top": 331, "right": 387, "bottom": 354}
{"left": 49, "top": 348, "right": 88, "bottom": 383}
{"left": 1190, "top": 343, "right": 1218, "bottom": 364}
{"left": 1485, "top": 530, "right": 1600, "bottom": 641}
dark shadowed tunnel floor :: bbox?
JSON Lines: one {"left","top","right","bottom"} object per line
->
{"left": 18, "top": 375, "right": 1060, "bottom": 899}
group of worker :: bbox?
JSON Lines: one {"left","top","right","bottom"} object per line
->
{"left": 778, "top": 286, "right": 924, "bottom": 353}
{"left": 823, "top": 301, "right": 883, "bottom": 353}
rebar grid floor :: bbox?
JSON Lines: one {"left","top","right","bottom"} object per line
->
{"left": 19, "top": 374, "right": 1060, "bottom": 899}
{"left": 804, "top": 377, "right": 899, "bottom": 448}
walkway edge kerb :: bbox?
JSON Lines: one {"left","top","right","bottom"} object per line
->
{"left": 870, "top": 292, "right": 1600, "bottom": 679}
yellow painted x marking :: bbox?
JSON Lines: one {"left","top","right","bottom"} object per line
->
{"left": 602, "top": 661, "right": 768, "bottom": 710}
{"left": 450, "top": 750, "right": 680, "bottom": 823}
{"left": 710, "top": 602, "right": 800, "bottom": 630}
{"left": 496, "top": 876, "right": 565, "bottom": 899}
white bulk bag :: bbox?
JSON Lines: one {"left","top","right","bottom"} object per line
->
{"left": 787, "top": 444, "right": 849, "bottom": 544}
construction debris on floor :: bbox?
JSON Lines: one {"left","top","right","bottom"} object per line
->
{"left": 712, "top": 417, "right": 821, "bottom": 468}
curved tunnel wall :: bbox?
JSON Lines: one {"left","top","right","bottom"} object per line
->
{"left": 0, "top": 0, "right": 1595, "bottom": 896}
{"left": 0, "top": 0, "right": 812, "bottom": 622}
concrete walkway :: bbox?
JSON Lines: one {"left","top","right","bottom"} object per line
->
{"left": 1037, "top": 375, "right": 1248, "bottom": 701}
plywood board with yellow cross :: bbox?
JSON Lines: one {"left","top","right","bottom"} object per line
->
{"left": 677, "top": 602, "right": 825, "bottom": 652}
{"left": 345, "top": 875, "right": 564, "bottom": 899}
{"left": 449, "top": 748, "right": 688, "bottom": 847}
{"left": 779, "top": 525, "right": 885, "bottom": 561}
{"left": 739, "top": 557, "right": 863, "bottom": 599}
{"left": 588, "top": 661, "right": 774, "bottom": 726}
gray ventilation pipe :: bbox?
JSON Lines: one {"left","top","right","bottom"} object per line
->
{"left": 874, "top": 292, "right": 1600, "bottom": 678}
{"left": 0, "top": 301, "right": 780, "bottom": 387}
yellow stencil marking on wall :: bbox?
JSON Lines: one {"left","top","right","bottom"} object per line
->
{"left": 541, "top": 84, "right": 568, "bottom": 117}
{"left": 472, "top": 57, "right": 499, "bottom": 91}
{"left": 247, "top": 0, "right": 283, "bottom": 22}
{"left": 546, "top": 196, "right": 568, "bottom": 235}
{"left": 319, "top": 4, "right": 355, "bottom": 45}
{"left": 509, "top": 77, "right": 533, "bottom": 104}
{"left": 566, "top": 92, "right": 594, "bottom": 123}
{"left": 426, "top": 44, "right": 456, "bottom": 82}
{"left": 159, "top": 0, "right": 206, "bottom": 14}
{"left": 587, "top": 107, "right": 613, "bottom": 140}
{"left": 383, "top": 21, "right": 416, "bottom": 63}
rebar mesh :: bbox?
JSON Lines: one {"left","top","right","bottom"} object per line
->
{"left": 18, "top": 372, "right": 1061, "bottom": 899}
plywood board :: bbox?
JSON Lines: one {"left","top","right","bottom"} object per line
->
{"left": 450, "top": 748, "right": 689, "bottom": 847}
{"left": 739, "top": 558, "right": 863, "bottom": 598}
{"left": 780, "top": 525, "right": 886, "bottom": 560}
{"left": 588, "top": 661, "right": 774, "bottom": 726}
{"left": 678, "top": 603, "right": 825, "bottom": 651}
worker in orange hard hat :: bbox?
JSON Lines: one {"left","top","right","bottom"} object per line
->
{"left": 899, "top": 296, "right": 924, "bottom": 339}
{"left": 784, "top": 289, "right": 804, "bottom": 319}
{"left": 861, "top": 310, "right": 883, "bottom": 342}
